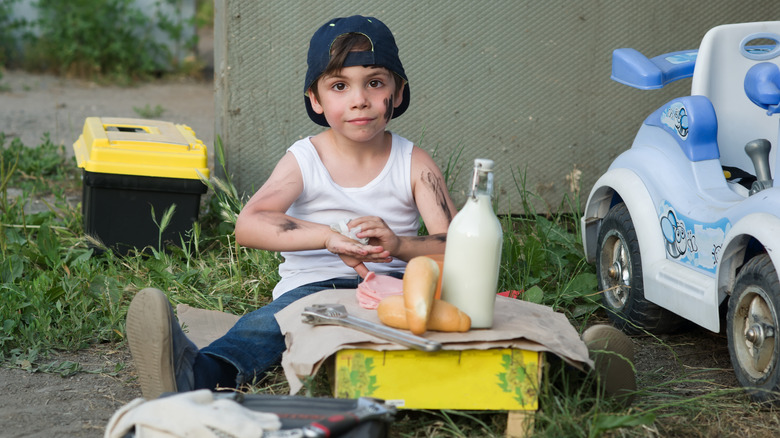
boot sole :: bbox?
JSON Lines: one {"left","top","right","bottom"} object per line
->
{"left": 582, "top": 324, "right": 637, "bottom": 403}
{"left": 127, "top": 288, "right": 176, "bottom": 399}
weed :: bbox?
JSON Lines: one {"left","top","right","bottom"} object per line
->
{"left": 21, "top": 0, "right": 160, "bottom": 80}
{"left": 150, "top": 203, "right": 177, "bottom": 253}
{"left": 154, "top": 0, "right": 199, "bottom": 66}
{"left": 497, "top": 168, "right": 600, "bottom": 318}
{"left": 10, "top": 0, "right": 199, "bottom": 81}
{"left": 195, "top": 0, "right": 214, "bottom": 28}
{"left": 0, "top": 0, "right": 25, "bottom": 67}
{"left": 0, "top": 134, "right": 19, "bottom": 213}
{"left": 133, "top": 104, "right": 166, "bottom": 119}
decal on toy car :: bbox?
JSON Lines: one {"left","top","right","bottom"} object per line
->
{"left": 659, "top": 201, "right": 730, "bottom": 273}
{"left": 660, "top": 102, "right": 689, "bottom": 139}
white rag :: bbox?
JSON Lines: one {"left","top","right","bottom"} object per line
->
{"left": 104, "top": 390, "right": 282, "bottom": 438}
{"left": 330, "top": 219, "right": 369, "bottom": 244}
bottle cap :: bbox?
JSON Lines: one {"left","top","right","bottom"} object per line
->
{"left": 474, "top": 158, "right": 494, "bottom": 172}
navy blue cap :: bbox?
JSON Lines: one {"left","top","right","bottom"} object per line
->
{"left": 304, "top": 15, "right": 410, "bottom": 127}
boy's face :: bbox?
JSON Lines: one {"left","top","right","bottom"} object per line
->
{"left": 308, "top": 65, "right": 404, "bottom": 141}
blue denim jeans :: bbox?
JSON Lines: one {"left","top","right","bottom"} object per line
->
{"left": 196, "top": 273, "right": 402, "bottom": 387}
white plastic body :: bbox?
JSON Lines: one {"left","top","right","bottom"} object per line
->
{"left": 441, "top": 193, "right": 503, "bottom": 328}
{"left": 582, "top": 22, "right": 780, "bottom": 333}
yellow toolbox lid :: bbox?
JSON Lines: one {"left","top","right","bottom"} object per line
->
{"left": 73, "top": 117, "right": 210, "bottom": 180}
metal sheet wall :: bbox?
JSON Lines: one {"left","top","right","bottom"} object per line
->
{"left": 215, "top": 0, "right": 780, "bottom": 212}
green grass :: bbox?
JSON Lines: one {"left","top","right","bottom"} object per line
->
{"left": 1, "top": 133, "right": 768, "bottom": 437}
{"left": 0, "top": 134, "right": 279, "bottom": 358}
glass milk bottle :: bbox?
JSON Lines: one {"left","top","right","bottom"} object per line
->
{"left": 441, "top": 159, "right": 503, "bottom": 328}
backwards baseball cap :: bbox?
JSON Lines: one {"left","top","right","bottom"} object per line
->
{"left": 304, "top": 15, "right": 410, "bottom": 127}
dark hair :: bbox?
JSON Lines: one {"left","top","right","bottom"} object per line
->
{"left": 309, "top": 32, "right": 404, "bottom": 99}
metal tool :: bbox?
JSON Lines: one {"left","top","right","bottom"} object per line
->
{"left": 301, "top": 303, "right": 442, "bottom": 352}
{"left": 264, "top": 397, "right": 396, "bottom": 438}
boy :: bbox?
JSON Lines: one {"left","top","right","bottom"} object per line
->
{"left": 127, "top": 15, "right": 458, "bottom": 399}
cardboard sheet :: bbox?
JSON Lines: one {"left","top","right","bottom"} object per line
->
{"left": 275, "top": 289, "right": 593, "bottom": 395}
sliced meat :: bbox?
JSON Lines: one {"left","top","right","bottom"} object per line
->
{"left": 356, "top": 272, "right": 403, "bottom": 309}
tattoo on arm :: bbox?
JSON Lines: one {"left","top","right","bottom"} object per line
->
{"left": 421, "top": 171, "right": 453, "bottom": 222}
{"left": 279, "top": 219, "right": 299, "bottom": 232}
{"left": 411, "top": 234, "right": 447, "bottom": 242}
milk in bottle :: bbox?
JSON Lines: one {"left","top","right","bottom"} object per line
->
{"left": 440, "top": 159, "right": 503, "bottom": 328}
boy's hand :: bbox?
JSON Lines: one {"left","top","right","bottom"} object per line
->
{"left": 348, "top": 215, "right": 448, "bottom": 261}
{"left": 324, "top": 230, "right": 392, "bottom": 278}
{"left": 348, "top": 216, "right": 402, "bottom": 256}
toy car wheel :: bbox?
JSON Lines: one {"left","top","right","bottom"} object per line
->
{"left": 596, "top": 202, "right": 684, "bottom": 334}
{"left": 727, "top": 254, "right": 780, "bottom": 404}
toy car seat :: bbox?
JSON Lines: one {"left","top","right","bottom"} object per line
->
{"left": 690, "top": 21, "right": 780, "bottom": 180}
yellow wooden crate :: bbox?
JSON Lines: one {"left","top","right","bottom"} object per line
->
{"left": 333, "top": 348, "right": 541, "bottom": 410}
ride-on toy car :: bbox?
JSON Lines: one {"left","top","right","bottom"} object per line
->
{"left": 582, "top": 21, "right": 780, "bottom": 402}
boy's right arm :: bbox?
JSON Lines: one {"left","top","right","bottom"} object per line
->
{"left": 234, "top": 152, "right": 388, "bottom": 264}
{"left": 234, "top": 152, "right": 318, "bottom": 251}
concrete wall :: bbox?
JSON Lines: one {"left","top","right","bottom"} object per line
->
{"left": 215, "top": 0, "right": 780, "bottom": 213}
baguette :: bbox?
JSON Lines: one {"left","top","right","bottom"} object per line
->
{"left": 377, "top": 295, "right": 471, "bottom": 332}
{"left": 402, "top": 256, "right": 440, "bottom": 335}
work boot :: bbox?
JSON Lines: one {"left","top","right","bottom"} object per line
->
{"left": 127, "top": 288, "right": 198, "bottom": 399}
{"left": 582, "top": 324, "right": 636, "bottom": 406}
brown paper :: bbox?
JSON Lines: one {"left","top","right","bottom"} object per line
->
{"left": 176, "top": 289, "right": 593, "bottom": 395}
{"left": 275, "top": 289, "right": 593, "bottom": 395}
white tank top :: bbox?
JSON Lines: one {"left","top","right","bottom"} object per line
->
{"left": 272, "top": 132, "right": 419, "bottom": 299}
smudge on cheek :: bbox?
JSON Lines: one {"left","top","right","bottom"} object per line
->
{"left": 384, "top": 96, "right": 394, "bottom": 123}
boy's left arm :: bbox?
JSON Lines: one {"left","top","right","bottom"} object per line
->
{"left": 352, "top": 146, "right": 457, "bottom": 261}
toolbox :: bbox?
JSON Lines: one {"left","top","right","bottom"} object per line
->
{"left": 333, "top": 348, "right": 542, "bottom": 411}
{"left": 73, "top": 117, "right": 209, "bottom": 253}
{"left": 239, "top": 394, "right": 393, "bottom": 438}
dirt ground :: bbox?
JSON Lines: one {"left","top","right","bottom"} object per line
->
{"left": 0, "top": 69, "right": 215, "bottom": 164}
{"left": 0, "top": 66, "right": 768, "bottom": 437}
{"left": 0, "top": 345, "right": 138, "bottom": 437}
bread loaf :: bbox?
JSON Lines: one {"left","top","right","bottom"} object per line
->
{"left": 402, "top": 256, "right": 440, "bottom": 335}
{"left": 377, "top": 295, "right": 471, "bottom": 332}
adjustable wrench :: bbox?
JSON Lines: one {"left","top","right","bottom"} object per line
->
{"left": 301, "top": 303, "right": 442, "bottom": 352}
